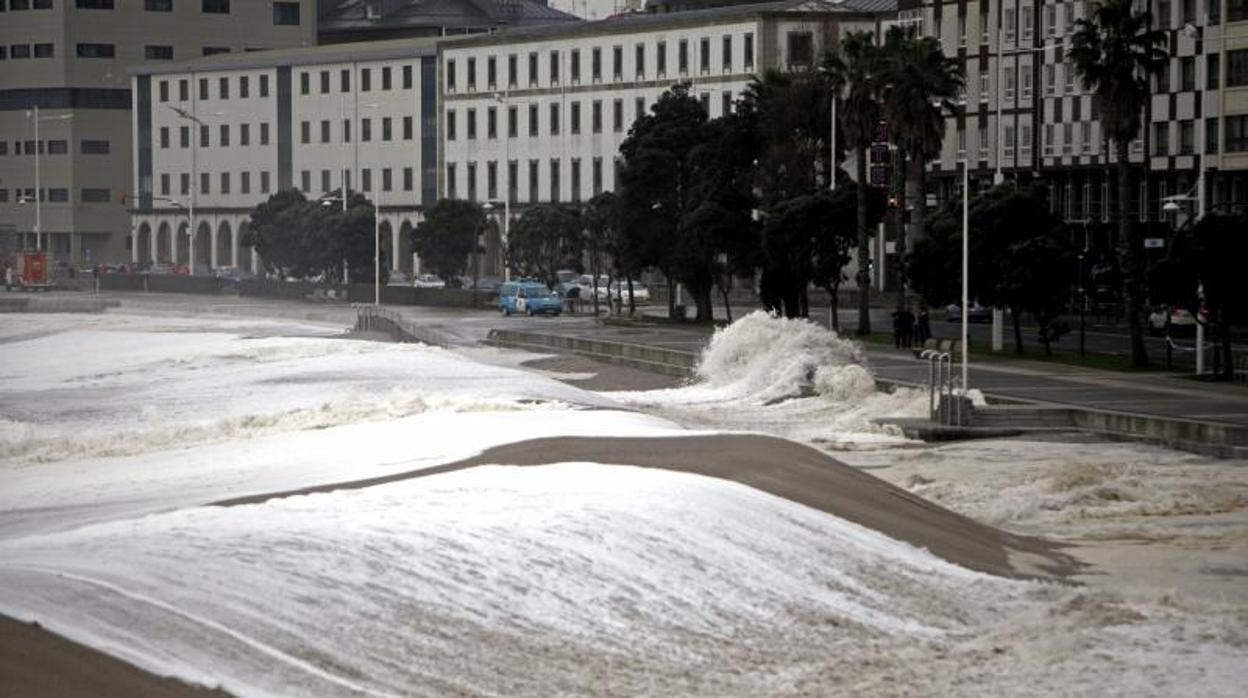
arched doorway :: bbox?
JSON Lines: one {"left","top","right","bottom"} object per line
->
{"left": 137, "top": 223, "right": 152, "bottom": 266}
{"left": 397, "top": 220, "right": 414, "bottom": 275}
{"left": 378, "top": 220, "right": 394, "bottom": 281}
{"left": 216, "top": 221, "right": 232, "bottom": 269}
{"left": 193, "top": 222, "right": 212, "bottom": 273}
{"left": 238, "top": 222, "right": 253, "bottom": 272}
{"left": 158, "top": 222, "right": 173, "bottom": 263}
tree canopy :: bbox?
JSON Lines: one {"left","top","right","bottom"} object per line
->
{"left": 412, "top": 198, "right": 485, "bottom": 285}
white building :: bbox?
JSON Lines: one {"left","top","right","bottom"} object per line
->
{"left": 129, "top": 38, "right": 440, "bottom": 275}
{"left": 439, "top": 0, "right": 896, "bottom": 276}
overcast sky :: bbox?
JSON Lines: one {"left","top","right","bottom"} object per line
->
{"left": 549, "top": 0, "right": 643, "bottom": 20}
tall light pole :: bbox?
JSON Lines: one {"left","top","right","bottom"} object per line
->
{"left": 168, "top": 104, "right": 221, "bottom": 274}
{"left": 493, "top": 91, "right": 511, "bottom": 282}
{"left": 25, "top": 107, "right": 74, "bottom": 252}
{"left": 363, "top": 102, "right": 382, "bottom": 305}
{"left": 960, "top": 159, "right": 969, "bottom": 394}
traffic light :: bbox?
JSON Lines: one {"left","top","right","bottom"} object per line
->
{"left": 887, "top": 195, "right": 899, "bottom": 209}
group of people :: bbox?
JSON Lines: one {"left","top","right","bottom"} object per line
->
{"left": 891, "top": 306, "right": 931, "bottom": 349}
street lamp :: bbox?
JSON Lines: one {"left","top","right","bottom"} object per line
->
{"left": 362, "top": 102, "right": 383, "bottom": 305}
{"left": 24, "top": 107, "right": 74, "bottom": 252}
{"left": 493, "top": 91, "right": 511, "bottom": 282}
{"left": 167, "top": 104, "right": 223, "bottom": 274}
{"left": 1160, "top": 179, "right": 1207, "bottom": 374}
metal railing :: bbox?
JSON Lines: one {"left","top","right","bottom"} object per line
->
{"left": 353, "top": 303, "right": 453, "bottom": 347}
{"left": 920, "top": 349, "right": 967, "bottom": 426}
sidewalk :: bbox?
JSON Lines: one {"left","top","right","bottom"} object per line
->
{"left": 509, "top": 320, "right": 1248, "bottom": 429}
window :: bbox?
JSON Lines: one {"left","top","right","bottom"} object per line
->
{"left": 301, "top": 170, "right": 311, "bottom": 193}
{"left": 300, "top": 121, "right": 310, "bottom": 144}
{"left": 700, "top": 37, "right": 710, "bottom": 72}
{"left": 260, "top": 171, "right": 270, "bottom": 193}
{"left": 300, "top": 72, "right": 309, "bottom": 95}
{"left": 592, "top": 157, "right": 603, "bottom": 195}
{"left": 382, "top": 168, "right": 392, "bottom": 192}
{"left": 260, "top": 122, "right": 270, "bottom": 145}
{"left": 1157, "top": 0, "right": 1172, "bottom": 27}
{"left": 980, "top": 70, "right": 990, "bottom": 101}
{"left": 1153, "top": 121, "right": 1169, "bottom": 156}
{"left": 318, "top": 71, "right": 329, "bottom": 94}
{"left": 1020, "top": 124, "right": 1032, "bottom": 159}
{"left": 1210, "top": 0, "right": 1222, "bottom": 24}
{"left": 382, "top": 66, "right": 391, "bottom": 90}
{"left": 382, "top": 117, "right": 392, "bottom": 141}
{"left": 959, "top": 12, "right": 968, "bottom": 46}
{"left": 203, "top": 47, "right": 228, "bottom": 56}
{"left": 146, "top": 0, "right": 172, "bottom": 11}
{"left": 978, "top": 123, "right": 989, "bottom": 158}
{"left": 787, "top": 32, "right": 813, "bottom": 67}
{"left": 200, "top": 125, "right": 210, "bottom": 147}
{"left": 146, "top": 45, "right": 173, "bottom": 60}
{"left": 320, "top": 120, "right": 330, "bottom": 143}
{"left": 507, "top": 106, "right": 517, "bottom": 138}
{"left": 446, "top": 163, "right": 457, "bottom": 199}
{"left": 550, "top": 50, "right": 559, "bottom": 83}
{"left": 273, "top": 1, "right": 300, "bottom": 25}
{"left": 1206, "top": 116, "right": 1219, "bottom": 153}
{"left": 362, "top": 168, "right": 372, "bottom": 192}
{"left": 202, "top": 0, "right": 229, "bottom": 13}
{"left": 570, "top": 158, "right": 581, "bottom": 202}
{"left": 1208, "top": 54, "right": 1221, "bottom": 89}
{"left": 160, "top": 127, "right": 170, "bottom": 149}
{"left": 361, "top": 68, "right": 371, "bottom": 91}
{"left": 467, "top": 57, "right": 476, "bottom": 90}
{"left": 160, "top": 174, "right": 170, "bottom": 196}
{"left": 507, "top": 160, "right": 517, "bottom": 203}
{"left": 528, "top": 160, "right": 539, "bottom": 202}
{"left": 403, "top": 115, "right": 412, "bottom": 140}
{"left": 1179, "top": 120, "right": 1194, "bottom": 154}
{"left": 1182, "top": 0, "right": 1196, "bottom": 21}
{"left": 1045, "top": 65, "right": 1056, "bottom": 95}
{"left": 467, "top": 162, "right": 476, "bottom": 200}
{"left": 1004, "top": 8, "right": 1016, "bottom": 43}
{"left": 342, "top": 119, "right": 350, "bottom": 142}
{"left": 613, "top": 45, "right": 622, "bottom": 80}
{"left": 76, "top": 43, "right": 115, "bottom": 58}
{"left": 47, "top": 189, "right": 68, "bottom": 203}
{"left": 571, "top": 50, "right": 581, "bottom": 82}
{"left": 721, "top": 91, "right": 731, "bottom": 116}
{"left": 34, "top": 43, "right": 53, "bottom": 58}
{"left": 743, "top": 32, "right": 754, "bottom": 70}
{"left": 219, "top": 124, "right": 229, "bottom": 147}
{"left": 240, "top": 123, "right": 249, "bottom": 146}
{"left": 487, "top": 56, "right": 496, "bottom": 88}
{"left": 636, "top": 44, "right": 645, "bottom": 78}
{"left": 549, "top": 159, "right": 560, "bottom": 200}
{"left": 47, "top": 139, "right": 67, "bottom": 155}
{"left": 657, "top": 41, "right": 667, "bottom": 76}
{"left": 528, "top": 52, "right": 538, "bottom": 87}
{"left": 10, "top": 45, "right": 31, "bottom": 59}
{"left": 723, "top": 35, "right": 732, "bottom": 70}
{"left": 180, "top": 173, "right": 190, "bottom": 195}
{"left": 240, "top": 76, "right": 249, "bottom": 98}
{"left": 1180, "top": 57, "right": 1196, "bottom": 91}
{"left": 507, "top": 54, "right": 516, "bottom": 88}
{"left": 219, "top": 77, "right": 229, "bottom": 100}
{"left": 487, "top": 161, "right": 497, "bottom": 200}
{"left": 403, "top": 167, "right": 413, "bottom": 192}
{"left": 220, "top": 172, "right": 230, "bottom": 195}
{"left": 529, "top": 103, "right": 538, "bottom": 136}
{"left": 700, "top": 92, "right": 710, "bottom": 113}
{"left": 446, "top": 109, "right": 458, "bottom": 141}
{"left": 1044, "top": 124, "right": 1055, "bottom": 155}
{"left": 158, "top": 80, "right": 170, "bottom": 103}
{"left": 467, "top": 108, "right": 477, "bottom": 139}
{"left": 77, "top": 1, "right": 114, "bottom": 9}
{"left": 487, "top": 107, "right": 497, "bottom": 139}
{"left": 592, "top": 47, "right": 602, "bottom": 81}
{"left": 592, "top": 100, "right": 602, "bottom": 134}
{"left": 1022, "top": 70, "right": 1032, "bottom": 99}
{"left": 1223, "top": 115, "right": 1243, "bottom": 151}
{"left": 241, "top": 171, "right": 250, "bottom": 194}
{"left": 635, "top": 96, "right": 645, "bottom": 121}
{"left": 679, "top": 40, "right": 689, "bottom": 74}
{"left": 1157, "top": 60, "right": 1171, "bottom": 92}
{"left": 613, "top": 98, "right": 623, "bottom": 132}
{"left": 1023, "top": 7, "right": 1034, "bottom": 40}
{"left": 180, "top": 126, "right": 189, "bottom": 148}
{"left": 260, "top": 75, "right": 269, "bottom": 97}
{"left": 550, "top": 103, "right": 560, "bottom": 135}
{"left": 362, "top": 118, "right": 372, "bottom": 142}
{"left": 571, "top": 101, "right": 581, "bottom": 134}
{"left": 1228, "top": 49, "right": 1248, "bottom": 87}
{"left": 81, "top": 188, "right": 110, "bottom": 203}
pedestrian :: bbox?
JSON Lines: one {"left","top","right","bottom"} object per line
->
{"left": 916, "top": 306, "right": 931, "bottom": 345}
{"left": 892, "top": 308, "right": 904, "bottom": 348}
{"left": 900, "top": 307, "right": 916, "bottom": 348}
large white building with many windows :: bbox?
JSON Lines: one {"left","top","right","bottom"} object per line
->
{"left": 439, "top": 0, "right": 896, "bottom": 275}
{"left": 129, "top": 38, "right": 439, "bottom": 274}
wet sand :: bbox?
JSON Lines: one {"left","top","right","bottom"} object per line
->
{"left": 215, "top": 432, "right": 1080, "bottom": 580}
{"left": 0, "top": 615, "right": 230, "bottom": 697}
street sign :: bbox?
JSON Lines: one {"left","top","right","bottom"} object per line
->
{"left": 870, "top": 144, "right": 890, "bottom": 164}
{"left": 1144, "top": 238, "right": 1165, "bottom": 248}
{"left": 869, "top": 165, "right": 890, "bottom": 186}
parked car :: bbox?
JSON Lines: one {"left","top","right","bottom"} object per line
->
{"left": 576, "top": 274, "right": 612, "bottom": 301}
{"left": 147, "top": 263, "right": 175, "bottom": 275}
{"left": 1148, "top": 306, "right": 1197, "bottom": 335}
{"left": 499, "top": 281, "right": 562, "bottom": 316}
{"left": 387, "top": 270, "right": 412, "bottom": 287}
{"left": 946, "top": 302, "right": 991, "bottom": 323}
{"left": 610, "top": 281, "right": 650, "bottom": 305}
{"left": 413, "top": 274, "right": 446, "bottom": 289}
{"left": 214, "top": 266, "right": 253, "bottom": 288}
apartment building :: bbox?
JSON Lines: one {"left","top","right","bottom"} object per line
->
{"left": 0, "top": 0, "right": 316, "bottom": 266}
{"left": 129, "top": 38, "right": 439, "bottom": 274}
{"left": 440, "top": 0, "right": 896, "bottom": 276}
{"left": 316, "top": 0, "right": 579, "bottom": 44}
{"left": 908, "top": 0, "right": 1247, "bottom": 249}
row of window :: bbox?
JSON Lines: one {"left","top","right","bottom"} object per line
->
{"left": 295, "top": 167, "right": 416, "bottom": 197}
{"left": 299, "top": 116, "right": 414, "bottom": 145}
{"left": 446, "top": 91, "right": 733, "bottom": 141}
{"left": 298, "top": 65, "right": 415, "bottom": 96}
{"left": 445, "top": 157, "right": 617, "bottom": 204}
{"left": 445, "top": 33, "right": 756, "bottom": 94}
{"left": 158, "top": 122, "right": 270, "bottom": 149}
{"left": 157, "top": 171, "right": 270, "bottom": 197}
{"left": 0, "top": 140, "right": 110, "bottom": 156}
{"left": 0, "top": 188, "right": 111, "bottom": 204}
{"left": 1, "top": 1, "right": 300, "bottom": 22}
{"left": 1, "top": 43, "right": 235, "bottom": 60}
{"left": 159, "top": 74, "right": 270, "bottom": 103}
{"left": 153, "top": 167, "right": 419, "bottom": 199}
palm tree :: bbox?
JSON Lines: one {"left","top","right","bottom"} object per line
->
{"left": 881, "top": 26, "right": 964, "bottom": 308}
{"left": 1070, "top": 0, "right": 1166, "bottom": 368}
{"left": 823, "top": 31, "right": 882, "bottom": 337}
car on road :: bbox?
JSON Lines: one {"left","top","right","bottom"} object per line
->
{"left": 946, "top": 302, "right": 991, "bottom": 323}
{"left": 387, "top": 271, "right": 412, "bottom": 287}
{"left": 1149, "top": 306, "right": 1197, "bottom": 335}
{"left": 413, "top": 274, "right": 446, "bottom": 289}
{"left": 499, "top": 281, "right": 562, "bottom": 316}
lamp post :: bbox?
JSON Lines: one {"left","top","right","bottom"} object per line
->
{"left": 960, "top": 159, "right": 969, "bottom": 395}
{"left": 1161, "top": 173, "right": 1206, "bottom": 374}
{"left": 493, "top": 91, "right": 511, "bottom": 281}
{"left": 360, "top": 102, "right": 383, "bottom": 305}
{"left": 167, "top": 104, "right": 222, "bottom": 274}
{"left": 25, "top": 107, "right": 74, "bottom": 252}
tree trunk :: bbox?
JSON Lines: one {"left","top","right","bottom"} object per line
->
{"left": 799, "top": 286, "right": 809, "bottom": 318}
{"left": 913, "top": 151, "right": 928, "bottom": 243}
{"left": 1012, "top": 307, "right": 1024, "bottom": 355}
{"left": 827, "top": 284, "right": 840, "bottom": 332}
{"left": 855, "top": 149, "right": 872, "bottom": 337}
{"left": 1117, "top": 140, "right": 1149, "bottom": 368}
{"left": 666, "top": 276, "right": 675, "bottom": 319}
{"left": 895, "top": 150, "right": 909, "bottom": 311}
{"left": 627, "top": 275, "right": 637, "bottom": 317}
{"left": 693, "top": 283, "right": 714, "bottom": 323}
{"left": 720, "top": 284, "right": 733, "bottom": 323}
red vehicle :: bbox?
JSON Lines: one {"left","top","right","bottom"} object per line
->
{"left": 8, "top": 251, "right": 52, "bottom": 291}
